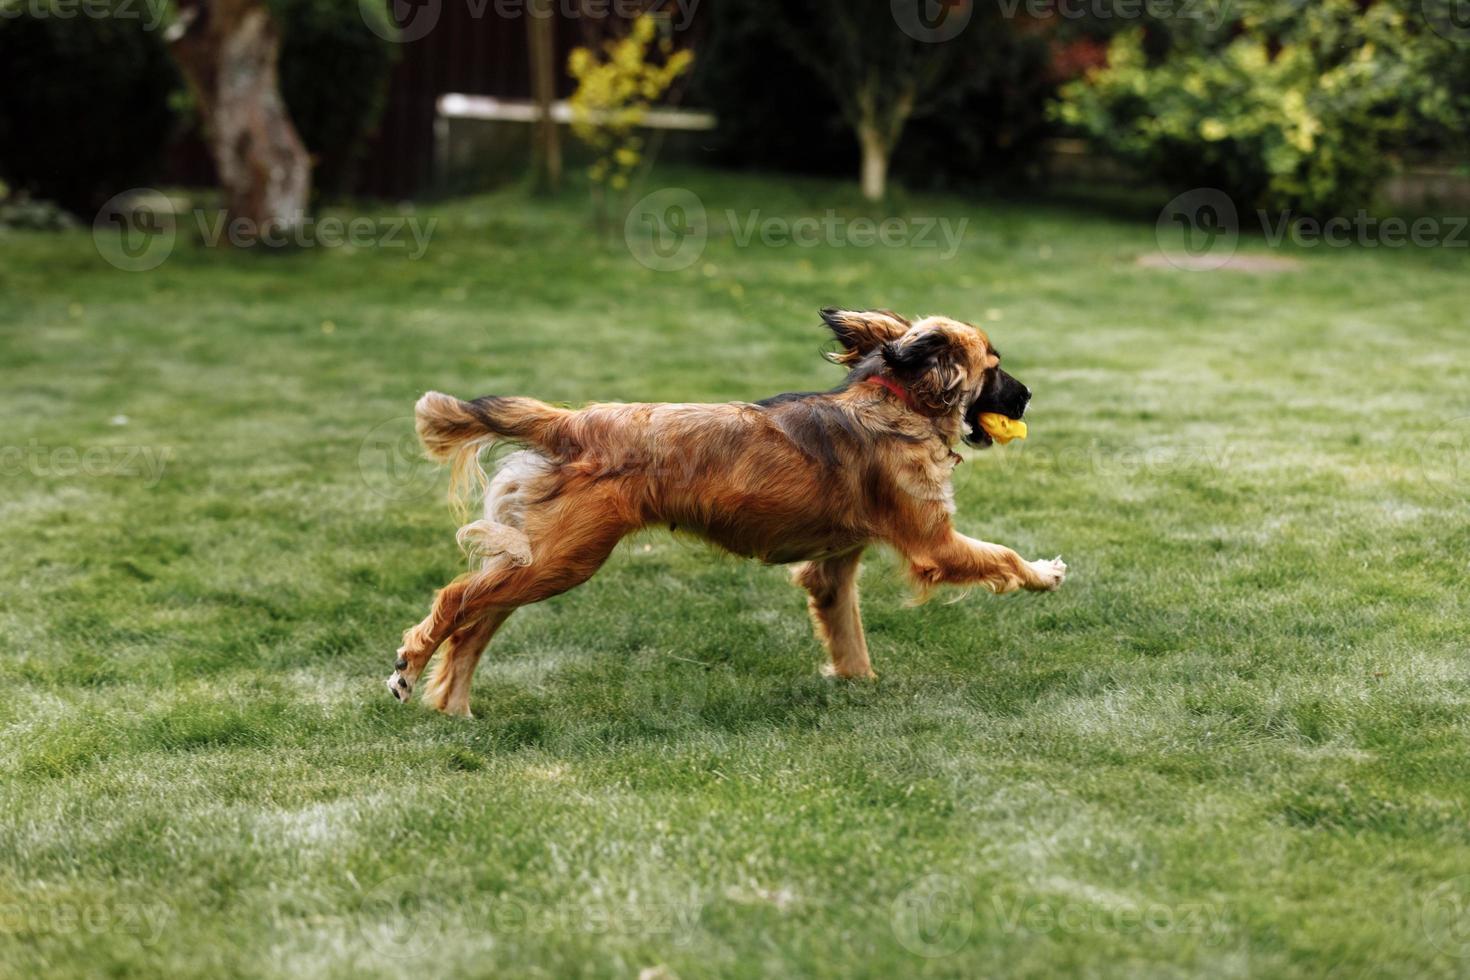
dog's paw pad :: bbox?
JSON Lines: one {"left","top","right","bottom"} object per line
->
{"left": 386, "top": 671, "right": 412, "bottom": 702}
{"left": 1029, "top": 556, "right": 1068, "bottom": 591}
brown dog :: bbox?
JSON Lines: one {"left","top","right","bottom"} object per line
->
{"left": 389, "top": 309, "right": 1066, "bottom": 716}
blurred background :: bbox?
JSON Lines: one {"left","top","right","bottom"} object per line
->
{"left": 3, "top": 0, "right": 1468, "bottom": 232}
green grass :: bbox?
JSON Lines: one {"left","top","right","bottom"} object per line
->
{"left": 2, "top": 168, "right": 1468, "bottom": 978}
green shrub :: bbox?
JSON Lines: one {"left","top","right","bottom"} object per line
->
{"left": 0, "top": 0, "right": 181, "bottom": 215}
{"left": 1055, "top": 0, "right": 1464, "bottom": 215}
{"left": 270, "top": 0, "right": 398, "bottom": 198}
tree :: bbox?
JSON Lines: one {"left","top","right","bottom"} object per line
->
{"left": 760, "top": 0, "right": 978, "bottom": 201}
{"left": 527, "top": 0, "right": 564, "bottom": 193}
{"left": 166, "top": 0, "right": 310, "bottom": 234}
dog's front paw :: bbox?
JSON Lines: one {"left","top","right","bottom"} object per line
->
{"left": 1027, "top": 556, "right": 1068, "bottom": 592}
{"left": 386, "top": 670, "right": 413, "bottom": 703}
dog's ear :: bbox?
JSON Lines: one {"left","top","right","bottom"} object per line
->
{"left": 881, "top": 329, "right": 967, "bottom": 415}
{"left": 820, "top": 309, "right": 911, "bottom": 366}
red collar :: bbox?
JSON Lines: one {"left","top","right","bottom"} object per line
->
{"left": 865, "top": 374, "right": 917, "bottom": 410}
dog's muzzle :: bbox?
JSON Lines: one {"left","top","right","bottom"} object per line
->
{"left": 964, "top": 368, "right": 1032, "bottom": 447}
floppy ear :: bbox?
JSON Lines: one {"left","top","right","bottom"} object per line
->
{"left": 820, "top": 309, "right": 911, "bottom": 366}
{"left": 881, "top": 330, "right": 967, "bottom": 415}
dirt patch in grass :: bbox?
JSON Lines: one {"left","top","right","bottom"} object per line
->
{"left": 1137, "top": 253, "right": 1305, "bottom": 272}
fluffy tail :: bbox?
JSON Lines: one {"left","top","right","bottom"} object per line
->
{"left": 414, "top": 392, "right": 568, "bottom": 514}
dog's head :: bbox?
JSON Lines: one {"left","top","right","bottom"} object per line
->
{"left": 820, "top": 308, "right": 1030, "bottom": 448}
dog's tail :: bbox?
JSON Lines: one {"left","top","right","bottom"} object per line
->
{"left": 415, "top": 392, "right": 570, "bottom": 514}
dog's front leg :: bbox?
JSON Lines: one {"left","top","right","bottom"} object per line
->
{"left": 906, "top": 532, "right": 1066, "bottom": 595}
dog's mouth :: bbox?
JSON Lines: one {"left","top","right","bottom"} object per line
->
{"left": 963, "top": 368, "right": 1031, "bottom": 449}
{"left": 964, "top": 426, "right": 995, "bottom": 449}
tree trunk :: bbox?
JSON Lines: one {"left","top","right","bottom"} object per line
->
{"left": 527, "top": 0, "right": 562, "bottom": 193}
{"left": 167, "top": 0, "right": 309, "bottom": 236}
{"left": 858, "top": 123, "right": 890, "bottom": 203}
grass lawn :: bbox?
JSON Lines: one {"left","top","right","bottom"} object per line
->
{"left": 1, "top": 168, "right": 1468, "bottom": 978}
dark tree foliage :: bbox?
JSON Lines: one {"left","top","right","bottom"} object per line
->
{"left": 0, "top": 1, "right": 181, "bottom": 214}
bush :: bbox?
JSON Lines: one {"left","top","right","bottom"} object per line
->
{"left": 1055, "top": 0, "right": 1463, "bottom": 215}
{"left": 270, "top": 0, "right": 398, "bottom": 198}
{"left": 0, "top": 0, "right": 180, "bottom": 215}
{"left": 691, "top": 0, "right": 1058, "bottom": 191}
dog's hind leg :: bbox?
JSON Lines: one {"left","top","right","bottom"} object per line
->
{"left": 389, "top": 483, "right": 634, "bottom": 710}
{"left": 420, "top": 609, "right": 514, "bottom": 718}
{"left": 793, "top": 548, "right": 874, "bottom": 679}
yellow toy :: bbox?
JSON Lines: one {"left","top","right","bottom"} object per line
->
{"left": 978, "top": 413, "right": 1028, "bottom": 445}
